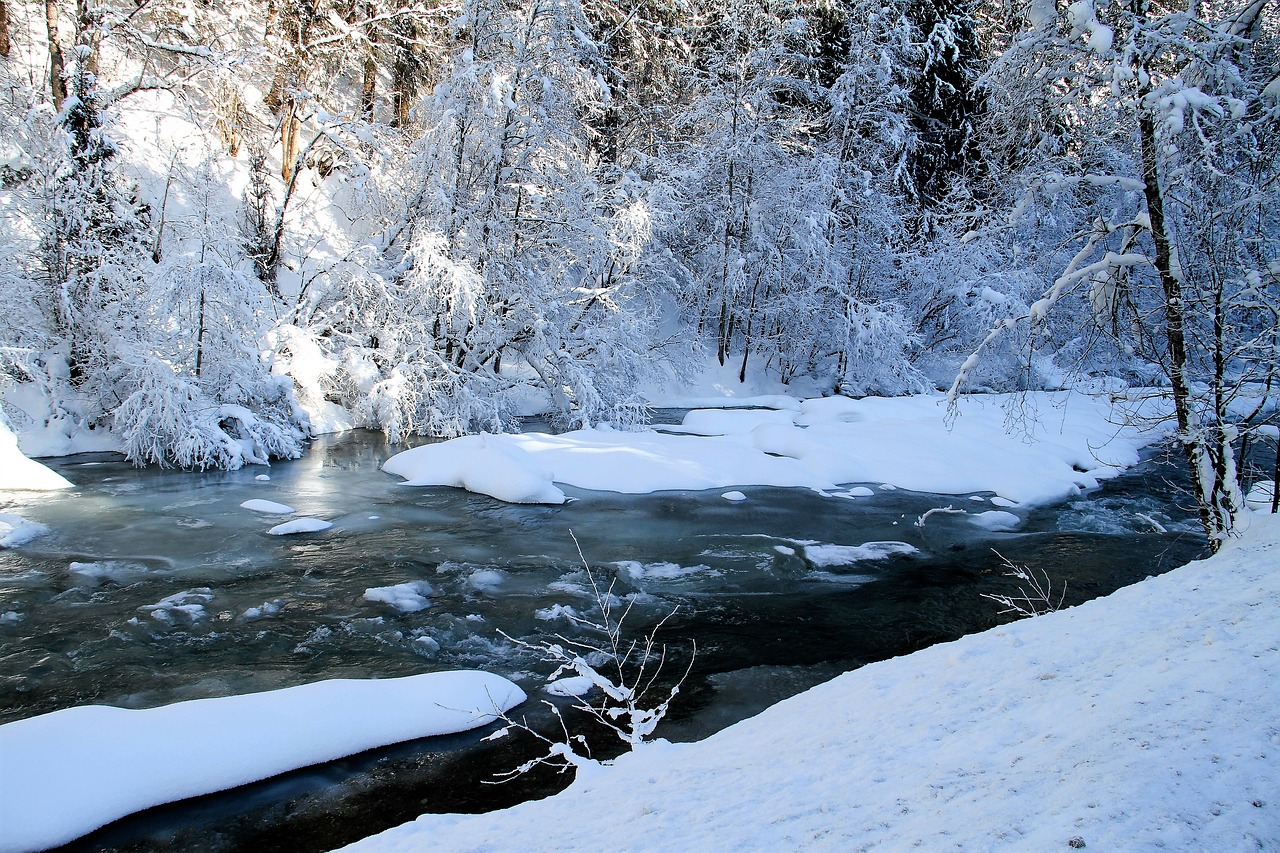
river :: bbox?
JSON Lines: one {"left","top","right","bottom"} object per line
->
{"left": 0, "top": 427, "right": 1205, "bottom": 851}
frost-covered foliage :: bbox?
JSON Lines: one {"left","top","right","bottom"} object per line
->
{"left": 952, "top": 0, "right": 1280, "bottom": 543}
{"left": 0, "top": 63, "right": 304, "bottom": 468}
{"left": 285, "top": 0, "right": 669, "bottom": 437}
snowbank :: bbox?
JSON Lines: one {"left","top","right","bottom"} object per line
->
{"left": 384, "top": 392, "right": 1169, "bottom": 507}
{"left": 340, "top": 515, "right": 1280, "bottom": 853}
{"left": 0, "top": 417, "right": 74, "bottom": 491}
{"left": 0, "top": 672, "right": 526, "bottom": 853}
{"left": 383, "top": 434, "right": 566, "bottom": 504}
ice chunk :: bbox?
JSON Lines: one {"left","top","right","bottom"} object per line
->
{"left": 0, "top": 513, "right": 51, "bottom": 548}
{"left": 722, "top": 491, "right": 747, "bottom": 502}
{"left": 805, "top": 542, "right": 917, "bottom": 566}
{"left": 970, "top": 510, "right": 1021, "bottom": 531}
{"left": 240, "top": 499, "right": 295, "bottom": 514}
{"left": 267, "top": 518, "right": 332, "bottom": 535}
{"left": 363, "top": 581, "right": 434, "bottom": 613}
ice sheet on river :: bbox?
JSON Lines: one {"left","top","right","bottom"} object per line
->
{"left": 0, "top": 671, "right": 526, "bottom": 853}
{"left": 383, "top": 392, "right": 1170, "bottom": 506}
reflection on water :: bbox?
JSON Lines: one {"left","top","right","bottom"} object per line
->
{"left": 0, "top": 430, "right": 1205, "bottom": 851}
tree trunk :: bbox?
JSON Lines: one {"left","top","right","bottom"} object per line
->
{"left": 360, "top": 55, "right": 378, "bottom": 121}
{"left": 1138, "top": 106, "right": 1245, "bottom": 548}
{"left": 46, "top": 0, "right": 66, "bottom": 109}
{"left": 1, "top": 0, "right": 12, "bottom": 58}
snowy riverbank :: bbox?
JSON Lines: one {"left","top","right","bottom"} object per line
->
{"left": 340, "top": 513, "right": 1280, "bottom": 852}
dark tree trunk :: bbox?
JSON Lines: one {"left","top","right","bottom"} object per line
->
{"left": 46, "top": 0, "right": 66, "bottom": 109}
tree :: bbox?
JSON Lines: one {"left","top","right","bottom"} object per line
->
{"left": 283, "top": 0, "right": 669, "bottom": 438}
{"left": 953, "top": 0, "right": 1280, "bottom": 548}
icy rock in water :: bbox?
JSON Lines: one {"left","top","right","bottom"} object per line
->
{"left": 804, "top": 541, "right": 917, "bottom": 567}
{"left": 546, "top": 676, "right": 595, "bottom": 697}
{"left": 255, "top": 474, "right": 271, "bottom": 481}
{"left": 970, "top": 510, "right": 1021, "bottom": 531}
{"left": 267, "top": 517, "right": 332, "bottom": 535}
{"left": 0, "top": 671, "right": 527, "bottom": 853}
{"left": 722, "top": 491, "right": 747, "bottom": 502}
{"left": 364, "top": 581, "right": 434, "bottom": 613}
{"left": 990, "top": 496, "right": 1018, "bottom": 508}
{"left": 240, "top": 499, "right": 295, "bottom": 514}
{"left": 382, "top": 434, "right": 565, "bottom": 505}
{"left": 0, "top": 513, "right": 51, "bottom": 548}
{"left": 846, "top": 487, "right": 875, "bottom": 497}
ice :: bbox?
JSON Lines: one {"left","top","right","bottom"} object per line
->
{"left": 721, "top": 491, "right": 747, "bottom": 502}
{"left": 267, "top": 517, "right": 333, "bottom": 535}
{"left": 804, "top": 541, "right": 917, "bottom": 566}
{"left": 0, "top": 671, "right": 526, "bottom": 852}
{"left": 467, "top": 569, "right": 506, "bottom": 591}
{"left": 139, "top": 588, "right": 214, "bottom": 623}
{"left": 363, "top": 581, "right": 434, "bottom": 613}
{"left": 969, "top": 510, "right": 1021, "bottom": 531}
{"left": 617, "top": 561, "right": 714, "bottom": 580}
{"left": 240, "top": 499, "right": 295, "bottom": 514}
{"left": 546, "top": 676, "right": 596, "bottom": 697}
{"left": 68, "top": 560, "right": 150, "bottom": 582}
{"left": 0, "top": 513, "right": 51, "bottom": 548}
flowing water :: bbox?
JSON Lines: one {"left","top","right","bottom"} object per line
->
{"left": 0, "top": 426, "right": 1205, "bottom": 851}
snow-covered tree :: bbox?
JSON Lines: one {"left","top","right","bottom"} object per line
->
{"left": 954, "top": 0, "right": 1280, "bottom": 547}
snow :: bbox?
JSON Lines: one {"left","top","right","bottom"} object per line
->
{"left": 268, "top": 517, "right": 334, "bottom": 535}
{"left": 803, "top": 541, "right": 918, "bottom": 566}
{"left": 341, "top": 513, "right": 1280, "bottom": 853}
{"left": 385, "top": 392, "right": 1169, "bottom": 508}
{"left": 0, "top": 513, "right": 50, "bottom": 548}
{"left": 0, "top": 417, "right": 74, "bottom": 491}
{"left": 240, "top": 499, "right": 296, "bottom": 514}
{"left": 383, "top": 434, "right": 566, "bottom": 505}
{"left": 970, "top": 510, "right": 1022, "bottom": 530}
{"left": 721, "top": 491, "right": 747, "bottom": 502}
{"left": 0, "top": 672, "right": 526, "bottom": 853}
{"left": 364, "top": 581, "right": 435, "bottom": 613}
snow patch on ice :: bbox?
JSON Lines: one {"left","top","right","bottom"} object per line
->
{"left": 616, "top": 561, "right": 714, "bottom": 581}
{"left": 0, "top": 513, "right": 51, "bottom": 548}
{"left": 969, "top": 510, "right": 1021, "bottom": 531}
{"left": 363, "top": 581, "right": 433, "bottom": 613}
{"left": 267, "top": 517, "right": 333, "bottom": 535}
{"left": 804, "top": 541, "right": 917, "bottom": 566}
{"left": 240, "top": 499, "right": 295, "bottom": 514}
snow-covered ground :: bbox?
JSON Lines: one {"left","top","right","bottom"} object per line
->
{"left": 0, "top": 416, "right": 73, "bottom": 492}
{"left": 0, "top": 672, "right": 526, "bottom": 853}
{"left": 340, "top": 512, "right": 1280, "bottom": 852}
{"left": 384, "top": 391, "right": 1169, "bottom": 506}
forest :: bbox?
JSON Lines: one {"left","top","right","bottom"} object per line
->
{"left": 0, "top": 0, "right": 1277, "bottom": 545}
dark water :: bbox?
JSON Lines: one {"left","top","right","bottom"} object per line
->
{"left": 0, "top": 430, "right": 1205, "bottom": 852}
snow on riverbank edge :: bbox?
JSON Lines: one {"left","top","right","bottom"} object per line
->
{"left": 383, "top": 391, "right": 1171, "bottom": 507}
{"left": 0, "top": 672, "right": 526, "bottom": 853}
{"left": 340, "top": 514, "right": 1280, "bottom": 852}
